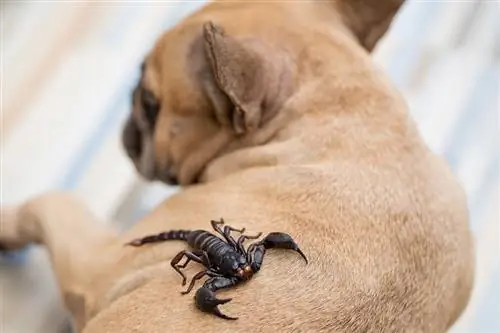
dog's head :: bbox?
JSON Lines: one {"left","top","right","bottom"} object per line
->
{"left": 122, "top": 0, "right": 404, "bottom": 186}
{"left": 122, "top": 21, "right": 294, "bottom": 186}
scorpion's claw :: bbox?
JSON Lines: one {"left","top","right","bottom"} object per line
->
{"left": 195, "top": 287, "right": 238, "bottom": 320}
{"left": 295, "top": 247, "right": 308, "bottom": 264}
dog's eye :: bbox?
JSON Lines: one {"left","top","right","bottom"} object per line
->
{"left": 141, "top": 89, "right": 160, "bottom": 127}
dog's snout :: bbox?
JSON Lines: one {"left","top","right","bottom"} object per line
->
{"left": 158, "top": 169, "right": 179, "bottom": 186}
{"left": 122, "top": 117, "right": 142, "bottom": 159}
{"left": 166, "top": 174, "right": 179, "bottom": 186}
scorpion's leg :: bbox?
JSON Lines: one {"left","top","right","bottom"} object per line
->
{"left": 177, "top": 250, "right": 211, "bottom": 269}
{"left": 181, "top": 269, "right": 222, "bottom": 295}
{"left": 248, "top": 232, "right": 308, "bottom": 272}
{"left": 210, "top": 218, "right": 245, "bottom": 248}
{"left": 236, "top": 232, "right": 262, "bottom": 254}
{"left": 195, "top": 276, "right": 240, "bottom": 320}
{"left": 201, "top": 251, "right": 211, "bottom": 267}
{"left": 175, "top": 250, "right": 206, "bottom": 271}
{"left": 170, "top": 250, "right": 208, "bottom": 285}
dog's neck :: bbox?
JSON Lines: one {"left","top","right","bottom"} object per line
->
{"left": 200, "top": 70, "right": 417, "bottom": 184}
{"left": 197, "top": 0, "right": 408, "bottom": 183}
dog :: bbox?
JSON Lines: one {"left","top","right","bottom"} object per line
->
{"left": 0, "top": 0, "right": 475, "bottom": 332}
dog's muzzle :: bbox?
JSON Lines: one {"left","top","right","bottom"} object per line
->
{"left": 122, "top": 116, "right": 180, "bottom": 185}
{"left": 122, "top": 116, "right": 142, "bottom": 160}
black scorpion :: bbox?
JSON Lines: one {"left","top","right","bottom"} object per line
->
{"left": 126, "top": 218, "right": 308, "bottom": 320}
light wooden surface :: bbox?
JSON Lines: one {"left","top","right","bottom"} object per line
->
{"left": 1, "top": 1, "right": 498, "bottom": 332}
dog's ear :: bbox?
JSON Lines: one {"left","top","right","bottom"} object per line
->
{"left": 202, "top": 21, "right": 288, "bottom": 135}
{"left": 336, "top": 0, "right": 404, "bottom": 51}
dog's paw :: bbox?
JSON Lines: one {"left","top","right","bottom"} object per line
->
{"left": 0, "top": 206, "right": 31, "bottom": 265}
{"left": 0, "top": 205, "right": 27, "bottom": 252}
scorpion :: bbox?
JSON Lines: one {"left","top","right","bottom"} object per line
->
{"left": 126, "top": 218, "right": 308, "bottom": 320}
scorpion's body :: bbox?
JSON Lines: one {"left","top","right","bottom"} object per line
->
{"left": 127, "top": 219, "right": 307, "bottom": 320}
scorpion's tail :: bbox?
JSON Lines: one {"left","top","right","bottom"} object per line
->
{"left": 125, "top": 230, "right": 191, "bottom": 247}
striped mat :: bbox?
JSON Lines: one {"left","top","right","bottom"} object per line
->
{"left": 1, "top": 1, "right": 498, "bottom": 332}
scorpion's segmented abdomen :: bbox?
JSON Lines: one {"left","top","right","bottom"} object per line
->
{"left": 187, "top": 230, "right": 223, "bottom": 251}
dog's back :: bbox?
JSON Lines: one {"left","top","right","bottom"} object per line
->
{"left": 85, "top": 147, "right": 473, "bottom": 332}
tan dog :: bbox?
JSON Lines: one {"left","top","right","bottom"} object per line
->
{"left": 1, "top": 1, "right": 475, "bottom": 332}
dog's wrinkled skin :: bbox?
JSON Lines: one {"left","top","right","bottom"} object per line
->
{"left": 0, "top": 1, "right": 475, "bottom": 332}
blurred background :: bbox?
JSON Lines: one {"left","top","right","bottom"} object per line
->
{"left": 0, "top": 0, "right": 498, "bottom": 332}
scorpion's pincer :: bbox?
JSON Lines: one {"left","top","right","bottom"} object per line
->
{"left": 195, "top": 287, "right": 238, "bottom": 320}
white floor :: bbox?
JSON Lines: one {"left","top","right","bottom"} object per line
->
{"left": 1, "top": 1, "right": 499, "bottom": 332}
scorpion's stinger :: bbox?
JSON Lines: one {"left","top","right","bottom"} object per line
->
{"left": 126, "top": 239, "right": 143, "bottom": 247}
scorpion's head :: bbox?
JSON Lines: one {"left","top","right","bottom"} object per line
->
{"left": 235, "top": 265, "right": 254, "bottom": 281}
{"left": 220, "top": 254, "right": 254, "bottom": 280}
